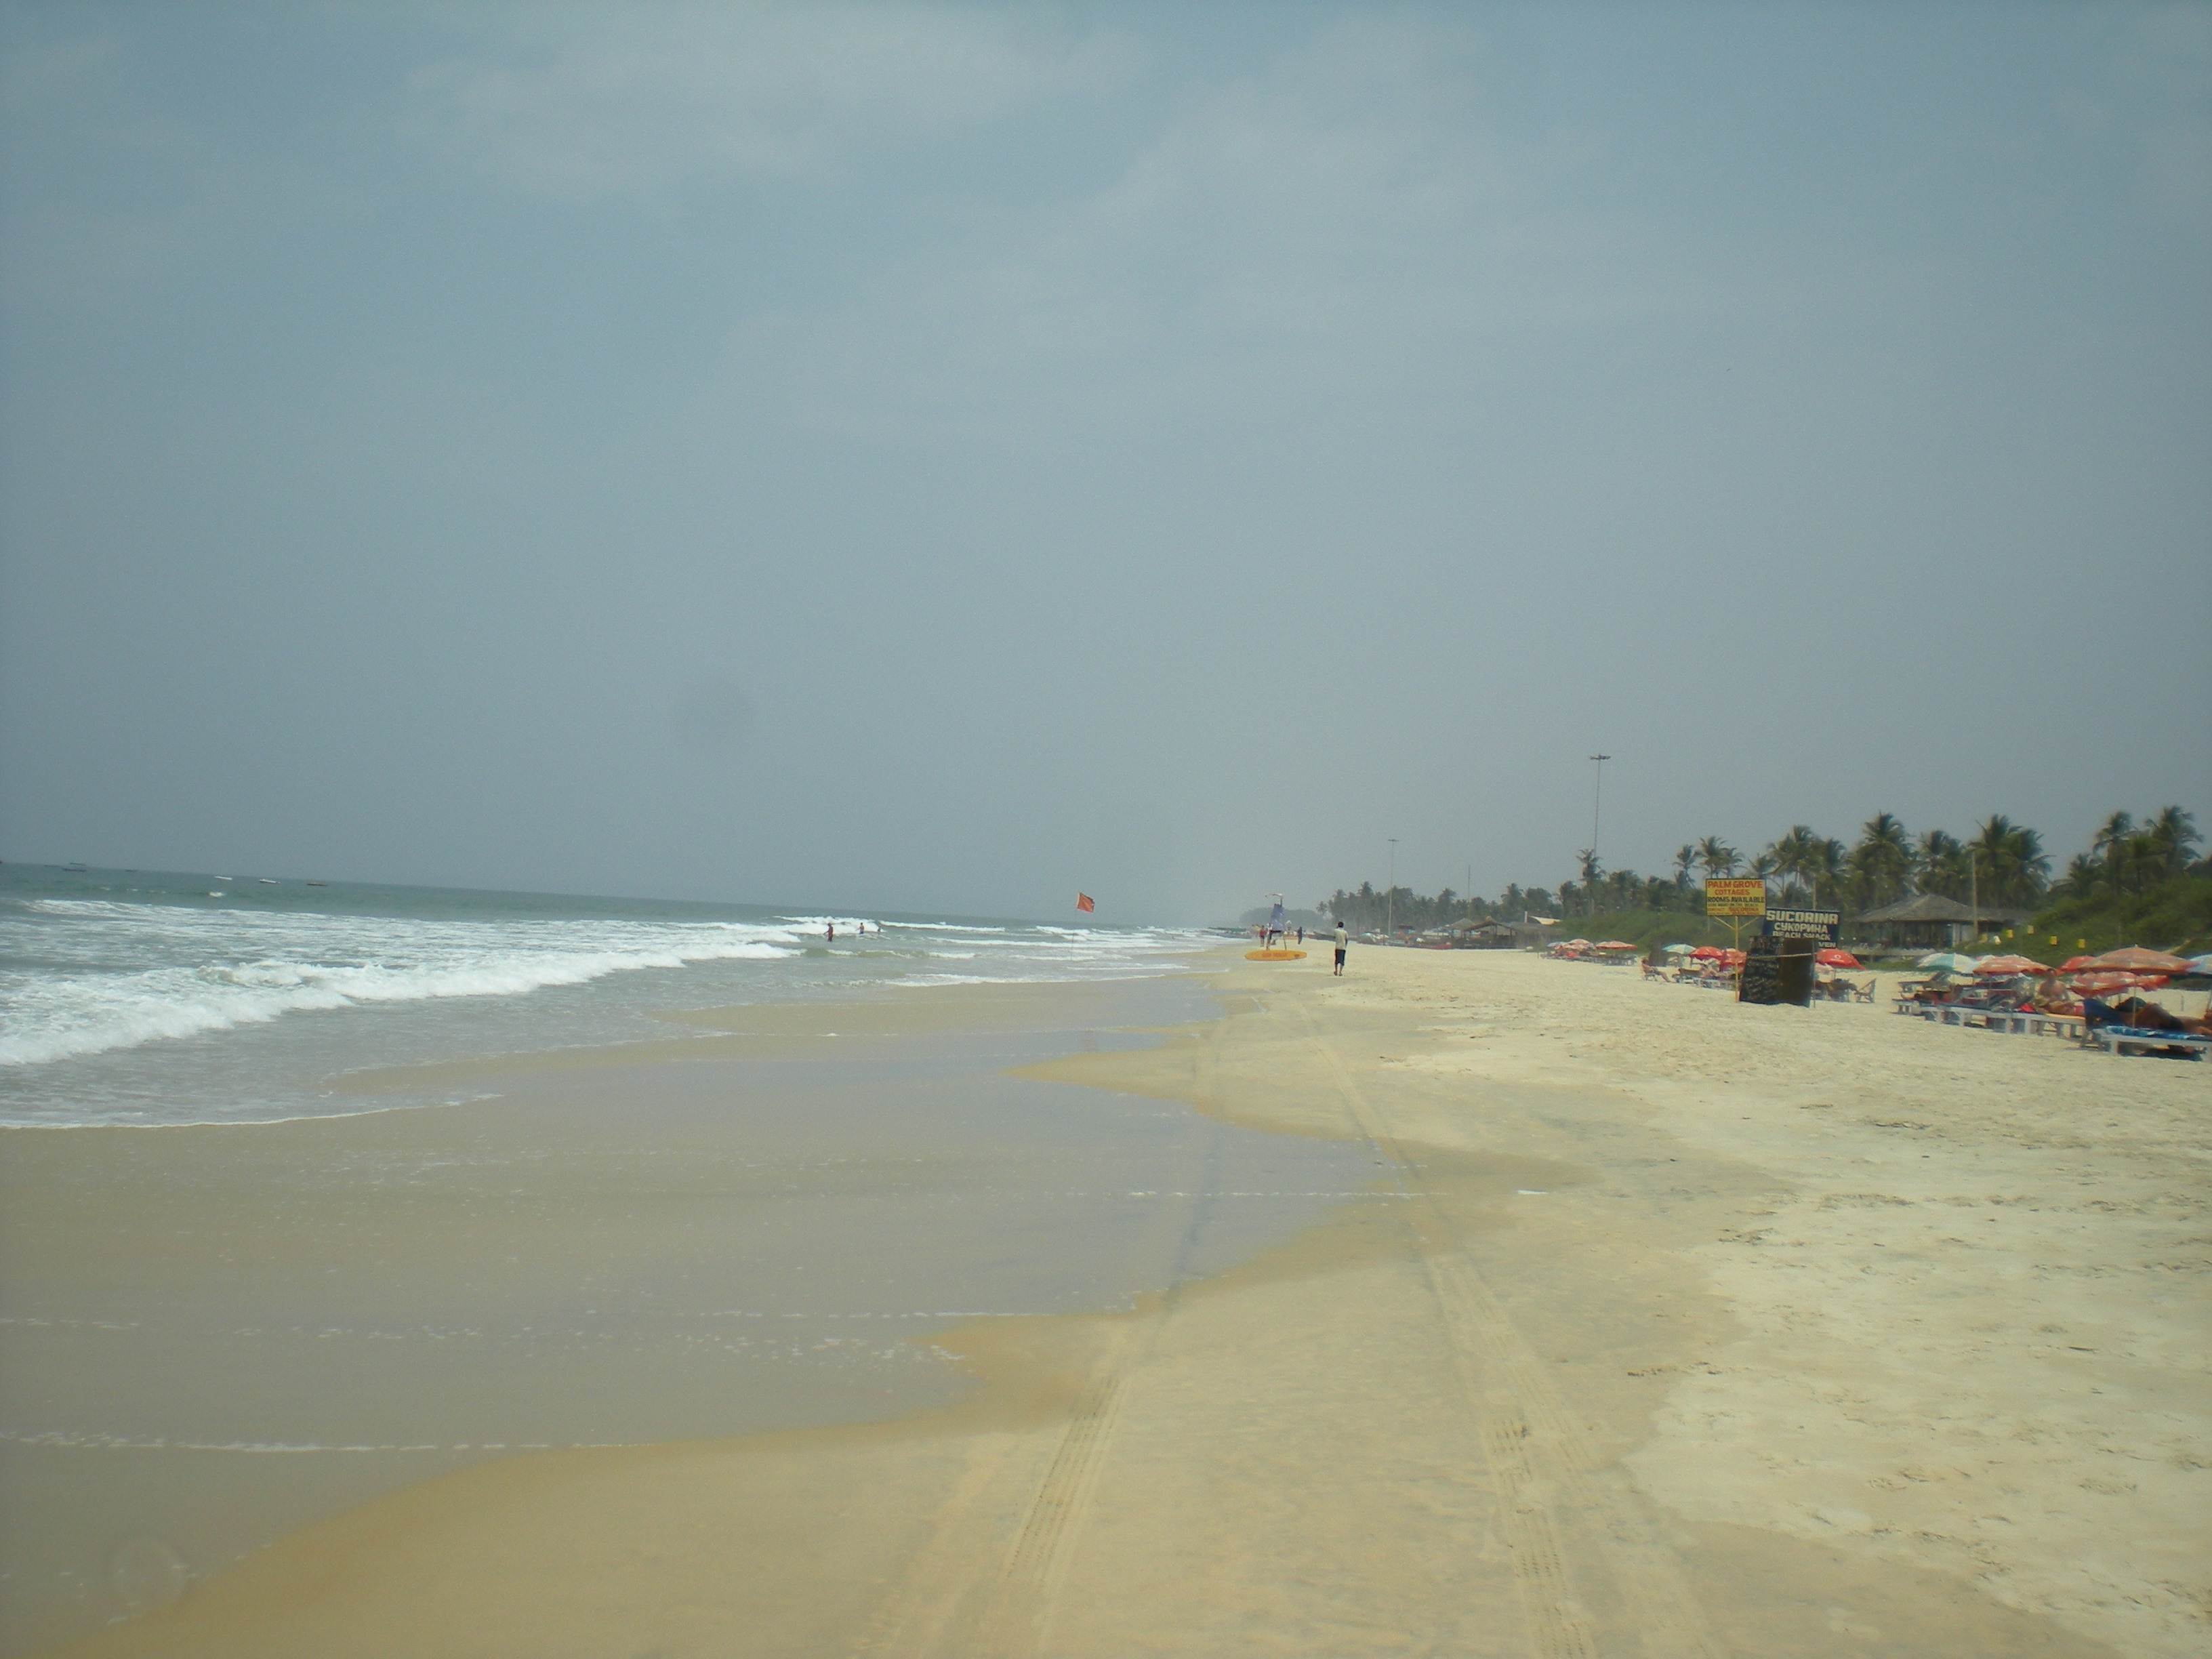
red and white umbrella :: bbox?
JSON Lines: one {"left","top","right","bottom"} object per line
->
{"left": 2091, "top": 947, "right": 2190, "bottom": 974}
{"left": 2072, "top": 970, "right": 2165, "bottom": 996}
{"left": 1816, "top": 949, "right": 1861, "bottom": 968}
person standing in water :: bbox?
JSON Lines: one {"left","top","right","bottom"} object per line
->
{"left": 1332, "top": 920, "right": 1348, "bottom": 975}
{"left": 825, "top": 922, "right": 834, "bottom": 943}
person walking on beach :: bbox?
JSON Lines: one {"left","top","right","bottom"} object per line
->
{"left": 1332, "top": 921, "right": 1348, "bottom": 975}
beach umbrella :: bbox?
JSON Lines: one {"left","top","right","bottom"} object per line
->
{"left": 1564, "top": 938, "right": 1592, "bottom": 947}
{"left": 1721, "top": 949, "right": 1746, "bottom": 966}
{"left": 1917, "top": 952, "right": 1980, "bottom": 973}
{"left": 1690, "top": 945, "right": 1725, "bottom": 959}
{"left": 2091, "top": 947, "right": 2190, "bottom": 973}
{"left": 2072, "top": 970, "right": 2164, "bottom": 995}
{"left": 1597, "top": 940, "right": 1635, "bottom": 950}
{"left": 1975, "top": 954, "right": 2049, "bottom": 975}
{"left": 2186, "top": 954, "right": 2212, "bottom": 975}
{"left": 1662, "top": 943, "right": 1696, "bottom": 955}
{"left": 1816, "top": 949, "right": 1861, "bottom": 968}
{"left": 2059, "top": 956, "right": 2101, "bottom": 972}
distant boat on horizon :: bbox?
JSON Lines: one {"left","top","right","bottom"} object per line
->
{"left": 60, "top": 862, "right": 87, "bottom": 872}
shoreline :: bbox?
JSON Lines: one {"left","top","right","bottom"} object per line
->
{"left": 4, "top": 960, "right": 1374, "bottom": 1657}
{"left": 16, "top": 947, "right": 2207, "bottom": 1657}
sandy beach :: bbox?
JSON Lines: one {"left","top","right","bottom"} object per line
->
{"left": 16, "top": 947, "right": 2209, "bottom": 1658}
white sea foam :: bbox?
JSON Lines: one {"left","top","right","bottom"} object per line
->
{"left": 1, "top": 905, "right": 804, "bottom": 1069}
{"left": 0, "top": 884, "right": 1216, "bottom": 1090}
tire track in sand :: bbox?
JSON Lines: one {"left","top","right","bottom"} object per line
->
{"left": 853, "top": 1021, "right": 1226, "bottom": 1657}
{"left": 1292, "top": 996, "right": 1724, "bottom": 1659}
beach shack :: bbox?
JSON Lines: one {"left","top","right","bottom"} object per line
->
{"left": 1446, "top": 918, "right": 1520, "bottom": 949}
{"left": 1854, "top": 893, "right": 2032, "bottom": 951}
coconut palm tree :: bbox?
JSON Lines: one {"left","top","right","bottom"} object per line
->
{"left": 2145, "top": 805, "right": 2201, "bottom": 881}
{"left": 1851, "top": 812, "right": 1914, "bottom": 909}
{"left": 1694, "top": 837, "right": 1738, "bottom": 878}
{"left": 2092, "top": 810, "right": 2135, "bottom": 897}
{"left": 1746, "top": 849, "right": 1779, "bottom": 897}
{"left": 1917, "top": 829, "right": 1967, "bottom": 899}
{"left": 1767, "top": 826, "right": 1820, "bottom": 906}
{"left": 1673, "top": 844, "right": 1698, "bottom": 898}
{"left": 2057, "top": 851, "right": 2100, "bottom": 897}
{"left": 1969, "top": 815, "right": 2049, "bottom": 908}
{"left": 1809, "top": 838, "right": 1849, "bottom": 910}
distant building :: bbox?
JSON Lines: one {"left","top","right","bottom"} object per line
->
{"left": 1855, "top": 893, "right": 2032, "bottom": 949}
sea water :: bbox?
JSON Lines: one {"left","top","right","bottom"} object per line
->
{"left": 1, "top": 865, "right": 1377, "bottom": 1652}
{"left": 0, "top": 864, "right": 1218, "bottom": 1126}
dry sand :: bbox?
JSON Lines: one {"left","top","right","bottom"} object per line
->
{"left": 28, "top": 948, "right": 2211, "bottom": 1658}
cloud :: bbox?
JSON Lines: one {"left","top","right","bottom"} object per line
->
{"left": 704, "top": 14, "right": 1589, "bottom": 437}
{"left": 401, "top": 2, "right": 1137, "bottom": 201}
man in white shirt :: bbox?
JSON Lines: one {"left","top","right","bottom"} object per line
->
{"left": 1332, "top": 922, "right": 1349, "bottom": 975}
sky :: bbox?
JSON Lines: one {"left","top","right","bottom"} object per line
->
{"left": 2, "top": 1, "right": 2207, "bottom": 923}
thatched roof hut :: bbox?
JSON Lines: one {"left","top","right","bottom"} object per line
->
{"left": 1856, "top": 893, "right": 2030, "bottom": 947}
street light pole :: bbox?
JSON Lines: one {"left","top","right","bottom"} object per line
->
{"left": 1588, "top": 754, "right": 1611, "bottom": 867}
{"left": 1387, "top": 838, "right": 1399, "bottom": 938}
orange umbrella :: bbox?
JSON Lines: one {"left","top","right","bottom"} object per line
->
{"left": 1690, "top": 945, "right": 1725, "bottom": 959}
{"left": 2093, "top": 947, "right": 2190, "bottom": 973}
{"left": 1816, "top": 949, "right": 1861, "bottom": 968}
{"left": 2059, "top": 956, "right": 2100, "bottom": 972}
{"left": 2072, "top": 970, "right": 2165, "bottom": 995}
{"left": 1975, "top": 954, "right": 2049, "bottom": 975}
{"left": 1721, "top": 949, "right": 1747, "bottom": 966}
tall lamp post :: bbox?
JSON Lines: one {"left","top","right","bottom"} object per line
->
{"left": 1588, "top": 754, "right": 1610, "bottom": 912}
{"left": 1387, "top": 838, "right": 1399, "bottom": 938}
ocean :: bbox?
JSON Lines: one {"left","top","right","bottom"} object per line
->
{"left": 0, "top": 864, "right": 1219, "bottom": 1127}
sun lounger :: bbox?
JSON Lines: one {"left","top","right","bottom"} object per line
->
{"left": 2094, "top": 1027, "right": 2210, "bottom": 1059}
{"left": 1935, "top": 1006, "right": 2031, "bottom": 1033}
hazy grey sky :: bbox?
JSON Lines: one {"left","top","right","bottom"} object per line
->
{"left": 3, "top": 2, "right": 2207, "bottom": 922}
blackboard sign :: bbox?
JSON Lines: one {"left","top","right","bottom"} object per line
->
{"left": 1763, "top": 908, "right": 1840, "bottom": 942}
{"left": 1739, "top": 936, "right": 1816, "bottom": 1006}
{"left": 1738, "top": 937, "right": 1782, "bottom": 1005}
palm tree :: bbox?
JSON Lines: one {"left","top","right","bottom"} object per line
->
{"left": 1746, "top": 849, "right": 1779, "bottom": 897}
{"left": 1673, "top": 844, "right": 1698, "bottom": 895}
{"left": 1694, "top": 837, "right": 1738, "bottom": 878}
{"left": 2092, "top": 810, "right": 2134, "bottom": 897}
{"left": 1917, "top": 829, "right": 1966, "bottom": 899}
{"left": 2145, "top": 805, "right": 2201, "bottom": 881}
{"left": 1969, "top": 815, "right": 2049, "bottom": 908}
{"left": 1767, "top": 826, "right": 1819, "bottom": 906}
{"left": 2058, "top": 851, "right": 2100, "bottom": 897}
{"left": 1851, "top": 813, "right": 1914, "bottom": 909}
{"left": 1809, "top": 838, "right": 1848, "bottom": 910}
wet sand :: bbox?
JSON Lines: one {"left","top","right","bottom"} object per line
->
{"left": 18, "top": 949, "right": 2209, "bottom": 1657}
{"left": 1, "top": 972, "right": 1369, "bottom": 1656}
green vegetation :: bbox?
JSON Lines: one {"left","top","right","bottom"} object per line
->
{"left": 1324, "top": 802, "right": 2206, "bottom": 953}
{"left": 2010, "top": 874, "right": 2212, "bottom": 958}
{"left": 1535, "top": 909, "right": 1744, "bottom": 954}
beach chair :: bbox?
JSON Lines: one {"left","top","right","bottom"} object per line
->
{"left": 1849, "top": 979, "right": 1875, "bottom": 1004}
{"left": 2095, "top": 1027, "right": 2211, "bottom": 1060}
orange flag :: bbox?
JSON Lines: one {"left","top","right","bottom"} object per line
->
{"left": 1076, "top": 893, "right": 1096, "bottom": 913}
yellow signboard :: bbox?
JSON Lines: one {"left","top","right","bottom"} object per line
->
{"left": 1704, "top": 878, "right": 1767, "bottom": 917}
